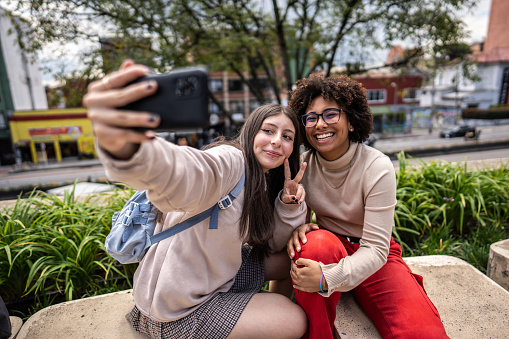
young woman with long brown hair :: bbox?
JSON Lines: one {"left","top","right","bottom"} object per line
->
{"left": 85, "top": 60, "right": 308, "bottom": 339}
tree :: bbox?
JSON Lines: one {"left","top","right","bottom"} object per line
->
{"left": 5, "top": 0, "right": 479, "bottom": 107}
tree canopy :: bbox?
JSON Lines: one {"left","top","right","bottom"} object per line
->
{"left": 5, "top": 0, "right": 479, "bottom": 105}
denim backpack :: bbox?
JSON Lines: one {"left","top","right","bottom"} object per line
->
{"left": 106, "top": 171, "right": 245, "bottom": 264}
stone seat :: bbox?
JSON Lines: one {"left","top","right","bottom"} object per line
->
{"left": 335, "top": 255, "right": 509, "bottom": 339}
{"left": 8, "top": 316, "right": 22, "bottom": 339}
{"left": 14, "top": 255, "right": 509, "bottom": 339}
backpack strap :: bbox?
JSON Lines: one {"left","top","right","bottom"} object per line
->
{"left": 149, "top": 170, "right": 245, "bottom": 245}
{"left": 209, "top": 169, "right": 245, "bottom": 229}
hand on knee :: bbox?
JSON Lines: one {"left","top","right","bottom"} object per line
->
{"left": 294, "top": 229, "right": 347, "bottom": 264}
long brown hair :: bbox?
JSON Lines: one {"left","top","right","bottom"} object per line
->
{"left": 206, "top": 103, "right": 301, "bottom": 255}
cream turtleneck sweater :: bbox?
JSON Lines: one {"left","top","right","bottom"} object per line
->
{"left": 300, "top": 142, "right": 397, "bottom": 295}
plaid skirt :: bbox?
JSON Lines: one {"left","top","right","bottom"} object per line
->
{"left": 126, "top": 245, "right": 265, "bottom": 339}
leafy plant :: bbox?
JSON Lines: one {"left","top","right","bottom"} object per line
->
{"left": 394, "top": 152, "right": 509, "bottom": 272}
{"left": 0, "top": 184, "right": 136, "bottom": 316}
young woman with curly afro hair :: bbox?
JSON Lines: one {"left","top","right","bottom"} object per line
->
{"left": 283, "top": 73, "right": 449, "bottom": 339}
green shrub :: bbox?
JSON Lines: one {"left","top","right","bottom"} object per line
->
{"left": 394, "top": 152, "right": 509, "bottom": 272}
{"left": 0, "top": 185, "right": 137, "bottom": 317}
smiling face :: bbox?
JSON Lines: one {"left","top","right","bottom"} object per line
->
{"left": 305, "top": 96, "right": 352, "bottom": 161}
{"left": 253, "top": 113, "right": 296, "bottom": 173}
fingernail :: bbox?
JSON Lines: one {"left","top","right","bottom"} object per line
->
{"left": 148, "top": 114, "right": 160, "bottom": 123}
{"left": 303, "top": 239, "right": 307, "bottom": 244}
{"left": 146, "top": 80, "right": 156, "bottom": 90}
{"left": 145, "top": 131, "right": 156, "bottom": 139}
{"left": 296, "top": 247, "right": 300, "bottom": 251}
{"left": 291, "top": 252, "right": 294, "bottom": 257}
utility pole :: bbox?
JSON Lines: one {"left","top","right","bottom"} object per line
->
{"left": 430, "top": 53, "right": 437, "bottom": 135}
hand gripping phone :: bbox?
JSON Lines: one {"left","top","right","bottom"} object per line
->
{"left": 121, "top": 66, "right": 209, "bottom": 131}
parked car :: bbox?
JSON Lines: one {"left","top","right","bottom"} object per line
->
{"left": 439, "top": 125, "right": 476, "bottom": 138}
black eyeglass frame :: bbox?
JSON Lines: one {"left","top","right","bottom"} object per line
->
{"left": 300, "top": 108, "right": 344, "bottom": 127}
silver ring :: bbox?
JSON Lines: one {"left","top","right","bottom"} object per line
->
{"left": 102, "top": 76, "right": 112, "bottom": 90}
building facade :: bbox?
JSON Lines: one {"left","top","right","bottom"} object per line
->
{"left": 0, "top": 8, "right": 48, "bottom": 164}
{"left": 419, "top": 0, "right": 509, "bottom": 127}
{"left": 355, "top": 73, "right": 422, "bottom": 134}
{"left": 9, "top": 108, "right": 96, "bottom": 164}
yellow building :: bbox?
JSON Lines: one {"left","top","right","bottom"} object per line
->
{"left": 9, "top": 108, "right": 96, "bottom": 164}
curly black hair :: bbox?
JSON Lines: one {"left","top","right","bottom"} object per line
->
{"left": 288, "top": 74, "right": 374, "bottom": 150}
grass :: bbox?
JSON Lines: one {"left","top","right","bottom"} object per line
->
{"left": 0, "top": 153, "right": 508, "bottom": 317}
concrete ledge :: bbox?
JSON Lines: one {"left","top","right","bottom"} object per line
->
{"left": 8, "top": 316, "right": 22, "bottom": 339}
{"left": 487, "top": 239, "right": 509, "bottom": 291}
{"left": 14, "top": 255, "right": 509, "bottom": 339}
{"left": 335, "top": 255, "right": 509, "bottom": 339}
{"left": 16, "top": 290, "right": 144, "bottom": 339}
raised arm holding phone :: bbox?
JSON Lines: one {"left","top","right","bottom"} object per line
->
{"left": 84, "top": 60, "right": 308, "bottom": 339}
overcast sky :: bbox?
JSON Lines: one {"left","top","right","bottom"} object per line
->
{"left": 463, "top": 0, "right": 491, "bottom": 43}
{"left": 38, "top": 0, "right": 492, "bottom": 85}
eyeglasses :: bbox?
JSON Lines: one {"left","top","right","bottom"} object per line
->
{"left": 301, "top": 108, "right": 343, "bottom": 127}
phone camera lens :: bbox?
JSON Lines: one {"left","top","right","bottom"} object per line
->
{"left": 175, "top": 76, "right": 200, "bottom": 96}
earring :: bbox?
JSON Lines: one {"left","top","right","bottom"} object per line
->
{"left": 350, "top": 128, "right": 354, "bottom": 132}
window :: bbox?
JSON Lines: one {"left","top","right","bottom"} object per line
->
{"left": 230, "top": 100, "right": 245, "bottom": 113}
{"left": 209, "top": 102, "right": 222, "bottom": 113}
{"left": 403, "top": 88, "right": 418, "bottom": 101}
{"left": 250, "top": 100, "right": 260, "bottom": 111}
{"left": 249, "top": 78, "right": 271, "bottom": 91}
{"left": 367, "top": 90, "right": 386, "bottom": 103}
{"left": 228, "top": 79, "right": 243, "bottom": 92}
{"left": 209, "top": 79, "right": 223, "bottom": 92}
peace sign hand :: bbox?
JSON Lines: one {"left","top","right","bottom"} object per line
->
{"left": 281, "top": 159, "right": 307, "bottom": 205}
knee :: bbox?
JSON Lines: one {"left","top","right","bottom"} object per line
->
{"left": 296, "top": 230, "right": 346, "bottom": 264}
{"left": 288, "top": 303, "right": 308, "bottom": 338}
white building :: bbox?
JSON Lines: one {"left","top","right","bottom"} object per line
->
{"left": 0, "top": 7, "right": 48, "bottom": 164}
{"left": 0, "top": 8, "right": 48, "bottom": 112}
{"left": 419, "top": 0, "right": 509, "bottom": 127}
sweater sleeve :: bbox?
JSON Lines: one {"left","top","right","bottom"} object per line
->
{"left": 269, "top": 192, "right": 307, "bottom": 252}
{"left": 319, "top": 155, "right": 396, "bottom": 296}
{"left": 97, "top": 138, "right": 244, "bottom": 215}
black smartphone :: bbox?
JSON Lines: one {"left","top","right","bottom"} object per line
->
{"left": 121, "top": 66, "right": 209, "bottom": 131}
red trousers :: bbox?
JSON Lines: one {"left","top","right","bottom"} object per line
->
{"left": 293, "top": 229, "right": 449, "bottom": 339}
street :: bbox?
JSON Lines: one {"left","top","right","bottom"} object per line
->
{"left": 375, "top": 124, "right": 509, "bottom": 154}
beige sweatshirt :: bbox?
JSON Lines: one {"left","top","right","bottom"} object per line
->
{"left": 99, "top": 138, "right": 306, "bottom": 321}
{"left": 300, "top": 142, "right": 397, "bottom": 296}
